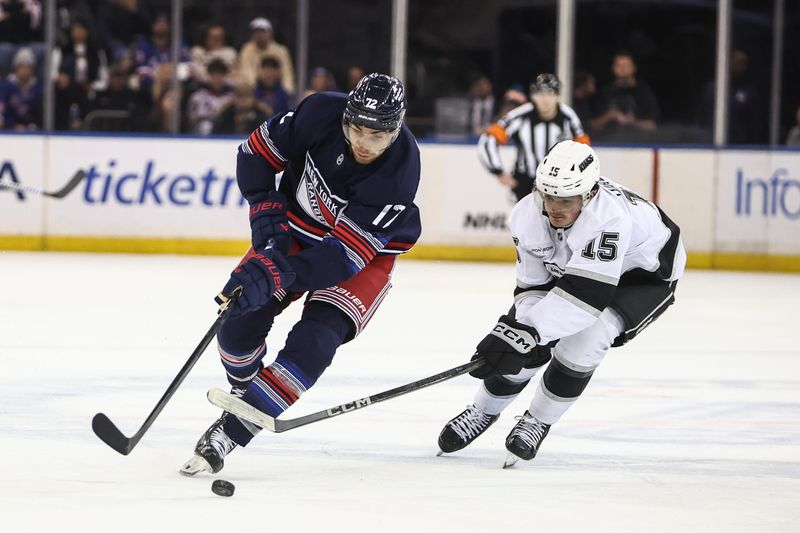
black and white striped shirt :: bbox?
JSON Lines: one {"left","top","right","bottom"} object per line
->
{"left": 478, "top": 102, "right": 588, "bottom": 178}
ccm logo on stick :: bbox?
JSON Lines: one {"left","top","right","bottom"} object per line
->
{"left": 327, "top": 398, "right": 372, "bottom": 416}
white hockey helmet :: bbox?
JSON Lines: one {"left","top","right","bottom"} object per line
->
{"left": 535, "top": 140, "right": 599, "bottom": 205}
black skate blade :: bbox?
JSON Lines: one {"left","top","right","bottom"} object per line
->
{"left": 92, "top": 413, "right": 135, "bottom": 455}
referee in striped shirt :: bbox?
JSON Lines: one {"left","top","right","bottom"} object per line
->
{"left": 478, "top": 73, "right": 591, "bottom": 201}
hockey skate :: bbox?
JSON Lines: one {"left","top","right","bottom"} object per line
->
{"left": 437, "top": 405, "right": 499, "bottom": 454}
{"left": 179, "top": 416, "right": 237, "bottom": 476}
{"left": 502, "top": 410, "right": 550, "bottom": 468}
{"left": 179, "top": 386, "right": 245, "bottom": 477}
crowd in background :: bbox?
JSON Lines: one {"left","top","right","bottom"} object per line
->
{"left": 0, "top": 0, "right": 358, "bottom": 135}
{"left": 465, "top": 48, "right": 800, "bottom": 147}
{"left": 1, "top": 0, "right": 799, "bottom": 146}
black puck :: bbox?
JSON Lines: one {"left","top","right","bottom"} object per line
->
{"left": 211, "top": 479, "right": 235, "bottom": 497}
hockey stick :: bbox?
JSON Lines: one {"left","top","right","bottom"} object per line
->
{"left": 0, "top": 169, "right": 86, "bottom": 199}
{"left": 207, "top": 358, "right": 485, "bottom": 433}
{"left": 92, "top": 286, "right": 242, "bottom": 455}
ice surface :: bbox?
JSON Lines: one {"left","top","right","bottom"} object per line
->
{"left": 1, "top": 252, "right": 798, "bottom": 532}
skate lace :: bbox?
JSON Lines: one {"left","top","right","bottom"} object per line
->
{"left": 209, "top": 425, "right": 236, "bottom": 457}
{"left": 450, "top": 406, "right": 495, "bottom": 442}
{"left": 509, "top": 413, "right": 548, "bottom": 448}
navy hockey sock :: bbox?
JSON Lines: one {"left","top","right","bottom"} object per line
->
{"left": 223, "top": 304, "right": 351, "bottom": 446}
{"left": 218, "top": 341, "right": 267, "bottom": 386}
{"left": 223, "top": 360, "right": 311, "bottom": 446}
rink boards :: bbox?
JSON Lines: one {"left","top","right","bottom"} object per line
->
{"left": 1, "top": 132, "right": 799, "bottom": 271}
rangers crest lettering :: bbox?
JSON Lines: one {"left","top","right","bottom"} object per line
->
{"left": 296, "top": 154, "right": 348, "bottom": 228}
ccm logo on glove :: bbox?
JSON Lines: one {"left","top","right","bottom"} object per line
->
{"left": 489, "top": 322, "right": 538, "bottom": 353}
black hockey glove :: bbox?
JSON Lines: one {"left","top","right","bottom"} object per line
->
{"left": 216, "top": 248, "right": 295, "bottom": 318}
{"left": 469, "top": 315, "right": 541, "bottom": 379}
{"left": 249, "top": 190, "right": 290, "bottom": 254}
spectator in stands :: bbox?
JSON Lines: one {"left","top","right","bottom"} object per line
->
{"left": 698, "top": 49, "right": 762, "bottom": 145}
{"left": 53, "top": 18, "right": 106, "bottom": 130}
{"left": 345, "top": 65, "right": 365, "bottom": 91}
{"left": 591, "top": 50, "right": 659, "bottom": 139}
{"left": 786, "top": 105, "right": 800, "bottom": 147}
{"left": 134, "top": 14, "right": 190, "bottom": 92}
{"left": 302, "top": 66, "right": 337, "bottom": 99}
{"left": 96, "top": 0, "right": 151, "bottom": 63}
{"left": 187, "top": 58, "right": 233, "bottom": 135}
{"left": 238, "top": 17, "right": 295, "bottom": 95}
{"left": 212, "top": 82, "right": 271, "bottom": 135}
{"left": 468, "top": 73, "right": 496, "bottom": 136}
{"left": 255, "top": 56, "right": 291, "bottom": 116}
{"left": 189, "top": 24, "right": 237, "bottom": 83}
{"left": 0, "top": 0, "right": 44, "bottom": 80}
{"left": 88, "top": 62, "right": 145, "bottom": 131}
{"left": 571, "top": 69, "right": 596, "bottom": 127}
{"left": 0, "top": 47, "right": 43, "bottom": 130}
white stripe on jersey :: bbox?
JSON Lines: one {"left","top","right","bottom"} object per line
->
{"left": 564, "top": 266, "right": 618, "bottom": 285}
{"left": 552, "top": 286, "right": 603, "bottom": 317}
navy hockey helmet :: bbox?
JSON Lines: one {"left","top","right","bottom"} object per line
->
{"left": 343, "top": 73, "right": 407, "bottom": 143}
{"left": 530, "top": 73, "right": 560, "bottom": 95}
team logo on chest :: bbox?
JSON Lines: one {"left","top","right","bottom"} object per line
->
{"left": 296, "top": 153, "right": 348, "bottom": 228}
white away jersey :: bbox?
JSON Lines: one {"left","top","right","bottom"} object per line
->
{"left": 510, "top": 177, "right": 686, "bottom": 343}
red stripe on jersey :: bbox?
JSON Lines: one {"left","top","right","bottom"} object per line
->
{"left": 287, "top": 212, "right": 327, "bottom": 237}
{"left": 332, "top": 224, "right": 374, "bottom": 262}
{"left": 248, "top": 130, "right": 285, "bottom": 171}
{"left": 332, "top": 230, "right": 375, "bottom": 263}
{"left": 386, "top": 241, "right": 413, "bottom": 250}
{"left": 247, "top": 131, "right": 269, "bottom": 157}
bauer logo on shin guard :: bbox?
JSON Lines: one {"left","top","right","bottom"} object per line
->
{"left": 491, "top": 322, "right": 537, "bottom": 353}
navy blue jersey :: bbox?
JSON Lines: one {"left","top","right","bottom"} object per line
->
{"left": 236, "top": 92, "right": 422, "bottom": 291}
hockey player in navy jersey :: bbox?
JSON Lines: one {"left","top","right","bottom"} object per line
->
{"left": 180, "top": 73, "right": 421, "bottom": 476}
{"left": 437, "top": 140, "right": 686, "bottom": 467}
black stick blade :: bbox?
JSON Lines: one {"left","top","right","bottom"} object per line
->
{"left": 46, "top": 169, "right": 86, "bottom": 198}
{"left": 92, "top": 413, "right": 135, "bottom": 455}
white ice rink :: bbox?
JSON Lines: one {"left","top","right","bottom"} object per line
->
{"left": 1, "top": 251, "right": 799, "bottom": 532}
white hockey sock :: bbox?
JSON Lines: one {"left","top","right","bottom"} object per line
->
{"left": 473, "top": 366, "right": 542, "bottom": 415}
{"left": 528, "top": 383, "right": 576, "bottom": 425}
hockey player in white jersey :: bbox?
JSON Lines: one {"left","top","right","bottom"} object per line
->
{"left": 438, "top": 140, "right": 686, "bottom": 466}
